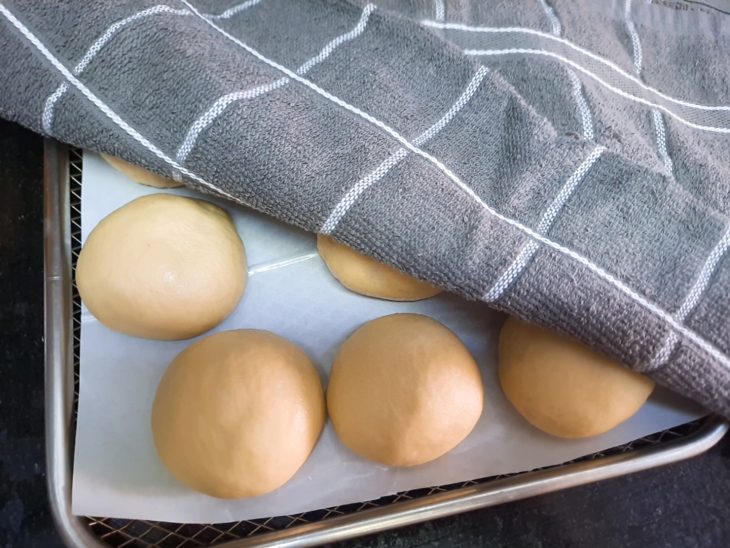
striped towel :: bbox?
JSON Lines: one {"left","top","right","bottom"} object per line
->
{"left": 1, "top": 0, "right": 728, "bottom": 416}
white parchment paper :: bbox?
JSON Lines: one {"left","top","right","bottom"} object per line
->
{"left": 72, "top": 151, "right": 705, "bottom": 522}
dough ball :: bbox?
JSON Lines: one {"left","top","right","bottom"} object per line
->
{"left": 498, "top": 317, "right": 655, "bottom": 439}
{"left": 152, "top": 329, "right": 326, "bottom": 498}
{"left": 317, "top": 235, "right": 441, "bottom": 301}
{"left": 327, "top": 313, "right": 483, "bottom": 466}
{"left": 102, "top": 153, "right": 182, "bottom": 188}
{"left": 76, "top": 194, "right": 246, "bottom": 339}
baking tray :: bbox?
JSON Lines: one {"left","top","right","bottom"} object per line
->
{"left": 44, "top": 140, "right": 728, "bottom": 547}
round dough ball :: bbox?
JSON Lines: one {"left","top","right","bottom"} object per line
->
{"left": 498, "top": 317, "right": 655, "bottom": 439}
{"left": 102, "top": 153, "right": 182, "bottom": 188}
{"left": 317, "top": 235, "right": 441, "bottom": 301}
{"left": 152, "top": 329, "right": 326, "bottom": 498}
{"left": 76, "top": 194, "right": 246, "bottom": 340}
{"left": 327, "top": 313, "right": 483, "bottom": 466}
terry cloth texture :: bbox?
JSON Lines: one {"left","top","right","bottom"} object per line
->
{"left": 0, "top": 0, "right": 728, "bottom": 416}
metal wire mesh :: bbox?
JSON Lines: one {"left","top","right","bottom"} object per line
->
{"left": 67, "top": 149, "right": 704, "bottom": 547}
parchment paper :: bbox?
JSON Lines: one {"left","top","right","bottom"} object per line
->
{"left": 72, "top": 151, "right": 705, "bottom": 522}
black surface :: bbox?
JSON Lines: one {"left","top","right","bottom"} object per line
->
{"left": 0, "top": 120, "right": 61, "bottom": 547}
{"left": 0, "top": 118, "right": 728, "bottom": 548}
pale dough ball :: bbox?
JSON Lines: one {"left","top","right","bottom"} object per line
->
{"left": 102, "top": 153, "right": 182, "bottom": 188}
{"left": 317, "top": 235, "right": 441, "bottom": 301}
{"left": 498, "top": 317, "right": 655, "bottom": 439}
{"left": 327, "top": 313, "right": 483, "bottom": 466}
{"left": 152, "top": 329, "right": 326, "bottom": 498}
{"left": 76, "top": 194, "right": 246, "bottom": 340}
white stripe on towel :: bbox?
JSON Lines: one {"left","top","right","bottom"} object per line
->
{"left": 652, "top": 109, "right": 673, "bottom": 175}
{"left": 653, "top": 226, "right": 730, "bottom": 365}
{"left": 624, "top": 0, "right": 643, "bottom": 74}
{"left": 40, "top": 5, "right": 191, "bottom": 133}
{"left": 464, "top": 48, "right": 730, "bottom": 134}
{"left": 421, "top": 22, "right": 730, "bottom": 113}
{"left": 42, "top": 83, "right": 68, "bottom": 134}
{"left": 209, "top": 0, "right": 264, "bottom": 20}
{"left": 321, "top": 151, "right": 408, "bottom": 235}
{"left": 484, "top": 146, "right": 605, "bottom": 301}
{"left": 75, "top": 6, "right": 189, "bottom": 74}
{"left": 538, "top": 0, "right": 561, "bottom": 36}
{"left": 624, "top": 0, "right": 674, "bottom": 177}
{"left": 537, "top": 0, "right": 594, "bottom": 140}
{"left": 175, "top": 3, "right": 376, "bottom": 163}
{"left": 568, "top": 70, "right": 594, "bottom": 139}
{"left": 298, "top": 4, "right": 375, "bottom": 74}
{"left": 434, "top": 0, "right": 445, "bottom": 22}
{"left": 176, "top": 78, "right": 287, "bottom": 163}
{"left": 321, "top": 66, "right": 489, "bottom": 233}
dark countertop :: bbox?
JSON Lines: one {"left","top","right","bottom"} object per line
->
{"left": 0, "top": 118, "right": 728, "bottom": 548}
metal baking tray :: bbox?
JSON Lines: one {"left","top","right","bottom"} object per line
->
{"left": 44, "top": 141, "right": 728, "bottom": 547}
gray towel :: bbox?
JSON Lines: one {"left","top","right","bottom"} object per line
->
{"left": 1, "top": 0, "right": 728, "bottom": 417}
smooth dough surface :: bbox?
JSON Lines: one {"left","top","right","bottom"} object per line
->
{"left": 498, "top": 317, "right": 655, "bottom": 439}
{"left": 76, "top": 194, "right": 246, "bottom": 340}
{"left": 317, "top": 235, "right": 441, "bottom": 301}
{"left": 152, "top": 329, "right": 326, "bottom": 498}
{"left": 102, "top": 153, "right": 182, "bottom": 188}
{"left": 327, "top": 313, "right": 483, "bottom": 466}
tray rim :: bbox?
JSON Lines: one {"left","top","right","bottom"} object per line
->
{"left": 43, "top": 140, "right": 728, "bottom": 547}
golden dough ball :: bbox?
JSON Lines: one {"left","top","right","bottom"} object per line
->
{"left": 317, "top": 235, "right": 441, "bottom": 301}
{"left": 102, "top": 153, "right": 182, "bottom": 188}
{"left": 327, "top": 313, "right": 483, "bottom": 466}
{"left": 498, "top": 317, "right": 655, "bottom": 438}
{"left": 152, "top": 330, "right": 326, "bottom": 498}
{"left": 76, "top": 194, "right": 246, "bottom": 340}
